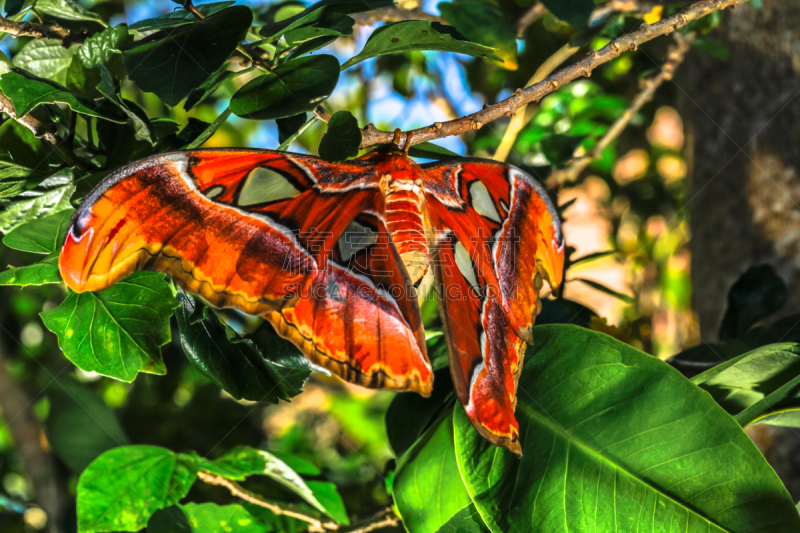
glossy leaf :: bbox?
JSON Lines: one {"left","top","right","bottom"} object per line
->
{"left": 394, "top": 410, "right": 473, "bottom": 533}
{"left": 719, "top": 264, "right": 787, "bottom": 340}
{"left": 0, "top": 71, "right": 121, "bottom": 120}
{"left": 77, "top": 446, "right": 199, "bottom": 533}
{"left": 436, "top": 504, "right": 489, "bottom": 533}
{"left": 174, "top": 291, "right": 310, "bottom": 402}
{"left": 183, "top": 67, "right": 240, "bottom": 111}
{"left": 122, "top": 6, "right": 252, "bottom": 106}
{"left": 574, "top": 277, "right": 634, "bottom": 303}
{"left": 45, "top": 377, "right": 129, "bottom": 473}
{"left": 230, "top": 55, "right": 340, "bottom": 120}
{"left": 129, "top": 2, "right": 235, "bottom": 31}
{"left": 692, "top": 344, "right": 800, "bottom": 427}
{"left": 341, "top": 21, "right": 499, "bottom": 70}
{"left": 438, "top": 1, "right": 517, "bottom": 70}
{"left": 40, "top": 272, "right": 179, "bottom": 382}
{"left": 34, "top": 0, "right": 105, "bottom": 24}
{"left": 149, "top": 503, "right": 266, "bottom": 533}
{"left": 455, "top": 325, "right": 800, "bottom": 533}
{"left": 2, "top": 208, "right": 73, "bottom": 254}
{"left": 0, "top": 252, "right": 61, "bottom": 286}
{"left": 318, "top": 110, "right": 360, "bottom": 162}
{"left": 12, "top": 38, "right": 76, "bottom": 84}
{"left": 0, "top": 173, "right": 75, "bottom": 233}
{"left": 277, "top": 115, "right": 318, "bottom": 150}
{"left": 540, "top": 0, "right": 595, "bottom": 27}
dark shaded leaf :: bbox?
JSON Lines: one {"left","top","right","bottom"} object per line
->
{"left": 182, "top": 108, "right": 232, "bottom": 149}
{"left": 436, "top": 503, "right": 490, "bottom": 533}
{"left": 438, "top": 0, "right": 517, "bottom": 69}
{"left": 318, "top": 110, "right": 360, "bottom": 162}
{"left": 183, "top": 67, "right": 242, "bottom": 111}
{"left": 285, "top": 35, "right": 338, "bottom": 61}
{"left": 230, "top": 55, "right": 339, "bottom": 120}
{"left": 455, "top": 325, "right": 800, "bottom": 533}
{"left": 277, "top": 115, "right": 317, "bottom": 150}
{"left": 277, "top": 113, "right": 308, "bottom": 144}
{"left": 407, "top": 141, "right": 460, "bottom": 160}
{"left": 719, "top": 264, "right": 787, "bottom": 340}
{"left": 130, "top": 2, "right": 235, "bottom": 31}
{"left": 535, "top": 297, "right": 597, "bottom": 328}
{"left": 341, "top": 21, "right": 499, "bottom": 69}
{"left": 574, "top": 277, "right": 634, "bottom": 303}
{"left": 280, "top": 12, "right": 354, "bottom": 47}
{"left": 260, "top": 0, "right": 392, "bottom": 40}
{"left": 147, "top": 506, "right": 192, "bottom": 533}
{"left": 46, "top": 377, "right": 129, "bottom": 473}
{"left": 78, "top": 446, "right": 199, "bottom": 533}
{"left": 151, "top": 504, "right": 265, "bottom": 533}
{"left": 568, "top": 250, "right": 615, "bottom": 267}
{"left": 174, "top": 291, "right": 310, "bottom": 402}
{"left": 0, "top": 252, "right": 61, "bottom": 286}
{"left": 40, "top": 272, "right": 179, "bottom": 382}
{"left": 540, "top": 0, "right": 595, "bottom": 27}
{"left": 692, "top": 38, "right": 729, "bottom": 61}
{"left": 122, "top": 6, "right": 252, "bottom": 106}
{"left": 2, "top": 208, "right": 73, "bottom": 253}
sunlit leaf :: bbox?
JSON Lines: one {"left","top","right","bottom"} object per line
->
{"left": 40, "top": 272, "right": 179, "bottom": 382}
{"left": 0, "top": 252, "right": 61, "bottom": 286}
{"left": 34, "top": 0, "right": 106, "bottom": 24}
{"left": 12, "top": 39, "right": 77, "bottom": 84}
{"left": 230, "top": 55, "right": 340, "bottom": 120}
{"left": 341, "top": 21, "right": 499, "bottom": 70}
{"left": 149, "top": 503, "right": 266, "bottom": 533}
{"left": 439, "top": 1, "right": 517, "bottom": 70}
{"left": 77, "top": 446, "right": 199, "bottom": 533}
{"left": 455, "top": 325, "right": 800, "bottom": 533}
{"left": 2, "top": 208, "right": 73, "bottom": 253}
{"left": 0, "top": 172, "right": 75, "bottom": 233}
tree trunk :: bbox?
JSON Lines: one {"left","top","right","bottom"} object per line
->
{"left": 678, "top": 0, "right": 800, "bottom": 498}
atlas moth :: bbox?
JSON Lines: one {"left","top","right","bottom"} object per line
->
{"left": 59, "top": 132, "right": 565, "bottom": 455}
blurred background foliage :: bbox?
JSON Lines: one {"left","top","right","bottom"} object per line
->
{"left": 0, "top": 0, "right": 792, "bottom": 531}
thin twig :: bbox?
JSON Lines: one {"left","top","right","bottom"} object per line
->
{"left": 0, "top": 90, "right": 58, "bottom": 144}
{"left": 341, "top": 0, "right": 743, "bottom": 150}
{"left": 353, "top": 7, "right": 441, "bottom": 25}
{"left": 346, "top": 508, "right": 401, "bottom": 533}
{"left": 516, "top": 3, "right": 547, "bottom": 36}
{"left": 0, "top": 14, "right": 86, "bottom": 45}
{"left": 493, "top": 41, "right": 580, "bottom": 162}
{"left": 549, "top": 33, "right": 694, "bottom": 185}
{"left": 197, "top": 470, "right": 339, "bottom": 532}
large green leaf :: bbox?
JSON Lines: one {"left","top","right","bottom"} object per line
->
{"left": 77, "top": 446, "right": 199, "bottom": 533}
{"left": 129, "top": 2, "right": 235, "bottom": 31}
{"left": 149, "top": 503, "right": 266, "bottom": 533}
{"left": 0, "top": 172, "right": 75, "bottom": 233}
{"left": 230, "top": 55, "right": 339, "bottom": 120}
{"left": 2, "top": 208, "right": 73, "bottom": 253}
{"left": 199, "top": 445, "right": 348, "bottom": 524}
{"left": 692, "top": 344, "right": 800, "bottom": 427}
{"left": 260, "top": 0, "right": 393, "bottom": 40}
{"left": 12, "top": 38, "right": 77, "bottom": 84}
{"left": 40, "top": 272, "right": 179, "bottom": 382}
{"left": 174, "top": 291, "right": 310, "bottom": 402}
{"left": 540, "top": 0, "right": 595, "bottom": 27}
{"left": 0, "top": 252, "right": 61, "bottom": 286}
{"left": 122, "top": 6, "right": 252, "bottom": 106}
{"left": 438, "top": 1, "right": 517, "bottom": 70}
{"left": 455, "top": 325, "right": 800, "bottom": 533}
{"left": 394, "top": 410, "right": 474, "bottom": 533}
{"left": 341, "top": 21, "right": 499, "bottom": 70}
{"left": 34, "top": 0, "right": 105, "bottom": 24}
{"left": 45, "top": 377, "right": 129, "bottom": 473}
{"left": 0, "top": 71, "right": 120, "bottom": 120}
{"left": 318, "top": 110, "right": 360, "bottom": 162}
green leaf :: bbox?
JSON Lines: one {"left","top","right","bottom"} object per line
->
{"left": 40, "top": 272, "right": 179, "bottom": 382}
{"left": 183, "top": 67, "right": 240, "bottom": 111}
{"left": 77, "top": 446, "right": 199, "bottom": 533}
{"left": 438, "top": 1, "right": 517, "bottom": 70}
{"left": 260, "top": 0, "right": 393, "bottom": 40}
{"left": 122, "top": 6, "right": 252, "bottom": 106}
{"left": 230, "top": 55, "right": 340, "bottom": 120}
{"left": 0, "top": 160, "right": 50, "bottom": 198}
{"left": 2, "top": 208, "right": 73, "bottom": 253}
{"left": 691, "top": 344, "right": 800, "bottom": 427}
{"left": 46, "top": 377, "right": 129, "bottom": 473}
{"left": 277, "top": 115, "right": 317, "bottom": 151}
{"left": 77, "top": 25, "right": 129, "bottom": 68}
{"left": 394, "top": 410, "right": 473, "bottom": 533}
{"left": 0, "top": 173, "right": 75, "bottom": 233}
{"left": 0, "top": 71, "right": 121, "bottom": 120}
{"left": 150, "top": 503, "right": 266, "bottom": 533}
{"left": 12, "top": 39, "right": 77, "bottom": 84}
{"left": 129, "top": 2, "right": 235, "bottom": 31}
{"left": 279, "top": 12, "right": 354, "bottom": 47}
{"left": 436, "top": 503, "right": 489, "bottom": 533}
{"left": 182, "top": 108, "right": 232, "bottom": 149}
{"left": 540, "top": 0, "right": 595, "bottom": 27}
{"left": 568, "top": 250, "right": 615, "bottom": 267}
{"left": 536, "top": 297, "right": 597, "bottom": 328}
{"left": 318, "top": 110, "right": 360, "bottom": 162}
{"left": 0, "top": 252, "right": 61, "bottom": 286}
{"left": 719, "top": 264, "right": 787, "bottom": 340}
{"left": 341, "top": 21, "right": 499, "bottom": 70}
{"left": 574, "top": 277, "right": 634, "bottom": 303}
{"left": 34, "top": 0, "right": 105, "bottom": 24}
{"left": 407, "top": 141, "right": 460, "bottom": 160}
{"left": 175, "top": 292, "right": 310, "bottom": 402}
{"left": 199, "top": 445, "right": 347, "bottom": 523}
{"left": 277, "top": 113, "right": 308, "bottom": 144}
{"left": 693, "top": 38, "right": 729, "bottom": 61}
{"left": 455, "top": 324, "right": 800, "bottom": 533}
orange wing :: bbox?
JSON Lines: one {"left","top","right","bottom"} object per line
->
{"left": 60, "top": 149, "right": 432, "bottom": 395}
{"left": 421, "top": 160, "right": 564, "bottom": 454}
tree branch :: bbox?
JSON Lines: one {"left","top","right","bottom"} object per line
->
{"left": 0, "top": 91, "right": 58, "bottom": 144}
{"left": 197, "top": 470, "right": 339, "bottom": 532}
{"left": 0, "top": 14, "right": 86, "bottom": 45}
{"left": 549, "top": 33, "right": 694, "bottom": 186}
{"left": 516, "top": 3, "right": 547, "bottom": 36}
{"left": 346, "top": 508, "right": 400, "bottom": 533}
{"left": 348, "top": 0, "right": 743, "bottom": 150}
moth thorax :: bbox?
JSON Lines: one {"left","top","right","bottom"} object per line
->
{"left": 384, "top": 180, "right": 430, "bottom": 283}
